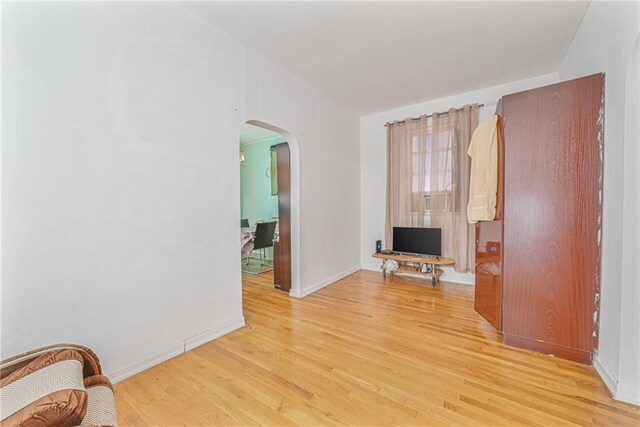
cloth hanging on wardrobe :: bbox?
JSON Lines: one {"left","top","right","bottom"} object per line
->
{"left": 467, "top": 114, "right": 499, "bottom": 223}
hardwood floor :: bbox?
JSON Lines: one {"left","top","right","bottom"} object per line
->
{"left": 115, "top": 270, "right": 640, "bottom": 426}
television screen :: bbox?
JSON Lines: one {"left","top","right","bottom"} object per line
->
{"left": 392, "top": 227, "right": 442, "bottom": 256}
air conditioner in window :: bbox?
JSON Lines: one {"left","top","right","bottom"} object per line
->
{"left": 424, "top": 191, "right": 452, "bottom": 212}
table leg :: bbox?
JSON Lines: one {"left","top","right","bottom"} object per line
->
{"left": 432, "top": 263, "right": 437, "bottom": 287}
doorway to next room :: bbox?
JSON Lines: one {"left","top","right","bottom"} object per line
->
{"left": 239, "top": 122, "right": 291, "bottom": 293}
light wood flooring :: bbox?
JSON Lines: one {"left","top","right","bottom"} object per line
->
{"left": 115, "top": 270, "right": 640, "bottom": 426}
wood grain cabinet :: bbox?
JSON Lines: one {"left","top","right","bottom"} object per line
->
{"left": 272, "top": 143, "right": 291, "bottom": 292}
{"left": 474, "top": 221, "right": 503, "bottom": 332}
{"left": 475, "top": 74, "right": 604, "bottom": 364}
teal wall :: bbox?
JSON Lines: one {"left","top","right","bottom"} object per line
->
{"left": 240, "top": 138, "right": 284, "bottom": 226}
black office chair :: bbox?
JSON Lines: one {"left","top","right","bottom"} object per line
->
{"left": 251, "top": 221, "right": 277, "bottom": 266}
{"left": 240, "top": 218, "right": 250, "bottom": 228}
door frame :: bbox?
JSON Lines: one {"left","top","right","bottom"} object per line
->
{"left": 243, "top": 120, "right": 301, "bottom": 298}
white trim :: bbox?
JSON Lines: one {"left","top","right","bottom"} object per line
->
{"left": 108, "top": 343, "right": 184, "bottom": 384}
{"left": 290, "top": 266, "right": 360, "bottom": 298}
{"left": 615, "top": 383, "right": 640, "bottom": 406}
{"left": 594, "top": 352, "right": 640, "bottom": 406}
{"left": 108, "top": 317, "right": 245, "bottom": 384}
{"left": 244, "top": 120, "right": 301, "bottom": 298}
{"left": 185, "top": 317, "right": 246, "bottom": 351}
{"left": 449, "top": 279, "right": 475, "bottom": 286}
{"left": 440, "top": 267, "right": 475, "bottom": 286}
{"left": 593, "top": 353, "right": 618, "bottom": 397}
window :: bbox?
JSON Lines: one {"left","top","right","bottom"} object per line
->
{"left": 411, "top": 129, "right": 454, "bottom": 212}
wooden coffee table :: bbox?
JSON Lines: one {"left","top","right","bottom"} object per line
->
{"left": 372, "top": 252, "right": 455, "bottom": 286}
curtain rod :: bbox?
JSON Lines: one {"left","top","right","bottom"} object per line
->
{"left": 384, "top": 101, "right": 498, "bottom": 127}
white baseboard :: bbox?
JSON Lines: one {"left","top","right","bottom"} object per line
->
{"left": 108, "top": 343, "right": 184, "bottom": 384}
{"left": 361, "top": 265, "right": 475, "bottom": 286}
{"left": 593, "top": 353, "right": 618, "bottom": 397}
{"left": 594, "top": 353, "right": 640, "bottom": 406}
{"left": 361, "top": 266, "right": 381, "bottom": 273}
{"left": 290, "top": 266, "right": 360, "bottom": 298}
{"left": 441, "top": 267, "right": 475, "bottom": 286}
{"left": 616, "top": 383, "right": 640, "bottom": 406}
{"left": 185, "top": 317, "right": 246, "bottom": 352}
{"left": 361, "top": 259, "right": 383, "bottom": 272}
{"left": 108, "top": 316, "right": 245, "bottom": 384}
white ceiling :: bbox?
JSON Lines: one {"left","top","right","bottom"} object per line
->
{"left": 184, "top": 1, "right": 590, "bottom": 114}
{"left": 240, "top": 123, "right": 285, "bottom": 145}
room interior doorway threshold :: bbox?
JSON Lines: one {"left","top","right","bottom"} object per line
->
{"left": 242, "top": 258, "right": 274, "bottom": 275}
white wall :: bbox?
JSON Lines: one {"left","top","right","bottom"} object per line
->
{"left": 619, "top": 34, "right": 640, "bottom": 407}
{"left": 1, "top": 2, "right": 361, "bottom": 380}
{"left": 244, "top": 50, "right": 361, "bottom": 297}
{"left": 559, "top": 0, "right": 640, "bottom": 406}
{"left": 359, "top": 73, "right": 559, "bottom": 284}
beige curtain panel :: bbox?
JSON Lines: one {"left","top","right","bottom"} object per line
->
{"left": 385, "top": 104, "right": 479, "bottom": 273}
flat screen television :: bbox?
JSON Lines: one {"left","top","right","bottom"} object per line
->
{"left": 392, "top": 227, "right": 442, "bottom": 257}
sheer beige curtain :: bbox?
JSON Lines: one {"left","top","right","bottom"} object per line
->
{"left": 385, "top": 104, "right": 478, "bottom": 273}
{"left": 385, "top": 115, "right": 429, "bottom": 246}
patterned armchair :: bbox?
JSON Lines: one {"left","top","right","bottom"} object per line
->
{"left": 0, "top": 344, "right": 118, "bottom": 427}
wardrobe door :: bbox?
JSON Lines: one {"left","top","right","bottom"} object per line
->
{"left": 474, "top": 221, "right": 503, "bottom": 331}
{"left": 502, "top": 74, "right": 603, "bottom": 363}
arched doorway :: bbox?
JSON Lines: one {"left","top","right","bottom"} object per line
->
{"left": 239, "top": 120, "right": 300, "bottom": 297}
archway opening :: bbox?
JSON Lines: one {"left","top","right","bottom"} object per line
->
{"left": 238, "top": 120, "right": 300, "bottom": 299}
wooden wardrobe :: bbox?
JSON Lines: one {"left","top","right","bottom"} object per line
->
{"left": 474, "top": 73, "right": 604, "bottom": 364}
